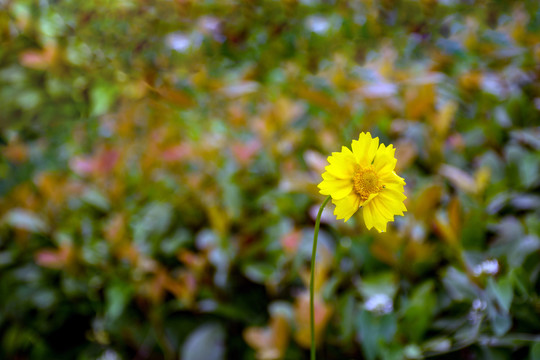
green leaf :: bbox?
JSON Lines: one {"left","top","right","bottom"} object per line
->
{"left": 518, "top": 154, "right": 540, "bottom": 189}
{"left": 356, "top": 309, "right": 397, "bottom": 360}
{"left": 358, "top": 272, "right": 398, "bottom": 299}
{"left": 160, "top": 228, "right": 191, "bottom": 255}
{"left": 507, "top": 235, "right": 540, "bottom": 269}
{"left": 487, "top": 304, "right": 512, "bottom": 337}
{"left": 530, "top": 342, "right": 540, "bottom": 360}
{"left": 133, "top": 202, "right": 173, "bottom": 254}
{"left": 402, "top": 281, "right": 436, "bottom": 342}
{"left": 441, "top": 267, "right": 476, "bottom": 301}
{"left": 422, "top": 337, "right": 451, "bottom": 354}
{"left": 491, "top": 312, "right": 512, "bottom": 337}
{"left": 105, "top": 282, "right": 133, "bottom": 321}
{"left": 242, "top": 263, "right": 275, "bottom": 284}
{"left": 90, "top": 82, "right": 118, "bottom": 116}
{"left": 338, "top": 292, "right": 356, "bottom": 342}
{"left": 81, "top": 188, "right": 110, "bottom": 211}
{"left": 487, "top": 276, "right": 513, "bottom": 313}
{"left": 381, "top": 344, "right": 404, "bottom": 360}
{"left": 2, "top": 209, "right": 49, "bottom": 233}
{"left": 403, "top": 344, "right": 423, "bottom": 359}
{"left": 181, "top": 323, "right": 225, "bottom": 360}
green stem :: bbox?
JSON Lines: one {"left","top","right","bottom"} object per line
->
{"left": 311, "top": 195, "right": 331, "bottom": 360}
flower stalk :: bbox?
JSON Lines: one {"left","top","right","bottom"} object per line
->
{"left": 310, "top": 195, "right": 331, "bottom": 360}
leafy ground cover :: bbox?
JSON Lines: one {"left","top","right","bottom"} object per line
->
{"left": 1, "top": 1, "right": 540, "bottom": 359}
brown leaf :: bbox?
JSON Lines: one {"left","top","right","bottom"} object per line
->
{"left": 244, "top": 308, "right": 290, "bottom": 360}
{"left": 293, "top": 292, "right": 332, "bottom": 349}
{"left": 2, "top": 141, "right": 28, "bottom": 163}
{"left": 404, "top": 83, "right": 435, "bottom": 119}
{"left": 394, "top": 139, "right": 417, "bottom": 172}
{"left": 432, "top": 101, "right": 457, "bottom": 136}
{"left": 448, "top": 196, "right": 461, "bottom": 235}
{"left": 412, "top": 184, "right": 443, "bottom": 220}
{"left": 440, "top": 164, "right": 477, "bottom": 193}
{"left": 154, "top": 86, "right": 195, "bottom": 108}
{"left": 19, "top": 44, "right": 58, "bottom": 70}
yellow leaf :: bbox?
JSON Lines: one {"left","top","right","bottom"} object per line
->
{"left": 448, "top": 196, "right": 461, "bottom": 235}
{"left": 244, "top": 310, "right": 290, "bottom": 360}
{"left": 475, "top": 166, "right": 491, "bottom": 194}
{"left": 405, "top": 83, "right": 435, "bottom": 119}
{"left": 293, "top": 292, "right": 332, "bottom": 349}
{"left": 433, "top": 101, "right": 457, "bottom": 136}
{"left": 412, "top": 184, "right": 443, "bottom": 220}
{"left": 434, "top": 212, "right": 457, "bottom": 246}
{"left": 394, "top": 139, "right": 417, "bottom": 172}
{"left": 154, "top": 86, "right": 195, "bottom": 108}
{"left": 440, "top": 164, "right": 477, "bottom": 193}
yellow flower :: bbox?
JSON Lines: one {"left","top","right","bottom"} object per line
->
{"left": 318, "top": 132, "right": 407, "bottom": 232}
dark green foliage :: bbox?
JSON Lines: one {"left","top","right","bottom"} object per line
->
{"left": 2, "top": 0, "right": 540, "bottom": 359}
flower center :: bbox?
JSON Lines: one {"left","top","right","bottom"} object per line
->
{"left": 353, "top": 167, "right": 382, "bottom": 202}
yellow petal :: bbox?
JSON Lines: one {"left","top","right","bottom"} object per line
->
{"left": 360, "top": 192, "right": 378, "bottom": 208}
{"left": 380, "top": 171, "right": 406, "bottom": 186}
{"left": 373, "top": 143, "right": 397, "bottom": 175}
{"left": 351, "top": 132, "right": 379, "bottom": 167}
{"left": 379, "top": 185, "right": 407, "bottom": 202}
{"left": 376, "top": 221, "right": 388, "bottom": 233}
{"left": 370, "top": 197, "right": 395, "bottom": 221}
{"left": 362, "top": 203, "right": 374, "bottom": 230}
{"left": 365, "top": 201, "right": 388, "bottom": 232}
{"left": 377, "top": 189, "right": 407, "bottom": 215}
{"left": 332, "top": 194, "right": 361, "bottom": 222}
{"left": 321, "top": 172, "right": 338, "bottom": 180}
{"left": 318, "top": 178, "right": 353, "bottom": 199}
{"left": 324, "top": 147, "right": 355, "bottom": 179}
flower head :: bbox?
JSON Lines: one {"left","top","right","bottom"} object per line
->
{"left": 318, "top": 132, "right": 407, "bottom": 232}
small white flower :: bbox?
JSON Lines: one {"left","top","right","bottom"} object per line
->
{"left": 472, "top": 299, "right": 486, "bottom": 311}
{"left": 166, "top": 32, "right": 191, "bottom": 52}
{"left": 98, "top": 350, "right": 120, "bottom": 360}
{"left": 473, "top": 259, "right": 499, "bottom": 276}
{"left": 364, "top": 294, "right": 393, "bottom": 315}
{"left": 469, "top": 299, "right": 487, "bottom": 324}
{"left": 306, "top": 16, "right": 330, "bottom": 34}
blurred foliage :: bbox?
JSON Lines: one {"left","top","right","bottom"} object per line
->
{"left": 1, "top": 0, "right": 540, "bottom": 359}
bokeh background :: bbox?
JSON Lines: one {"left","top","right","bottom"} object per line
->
{"left": 1, "top": 1, "right": 540, "bottom": 359}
